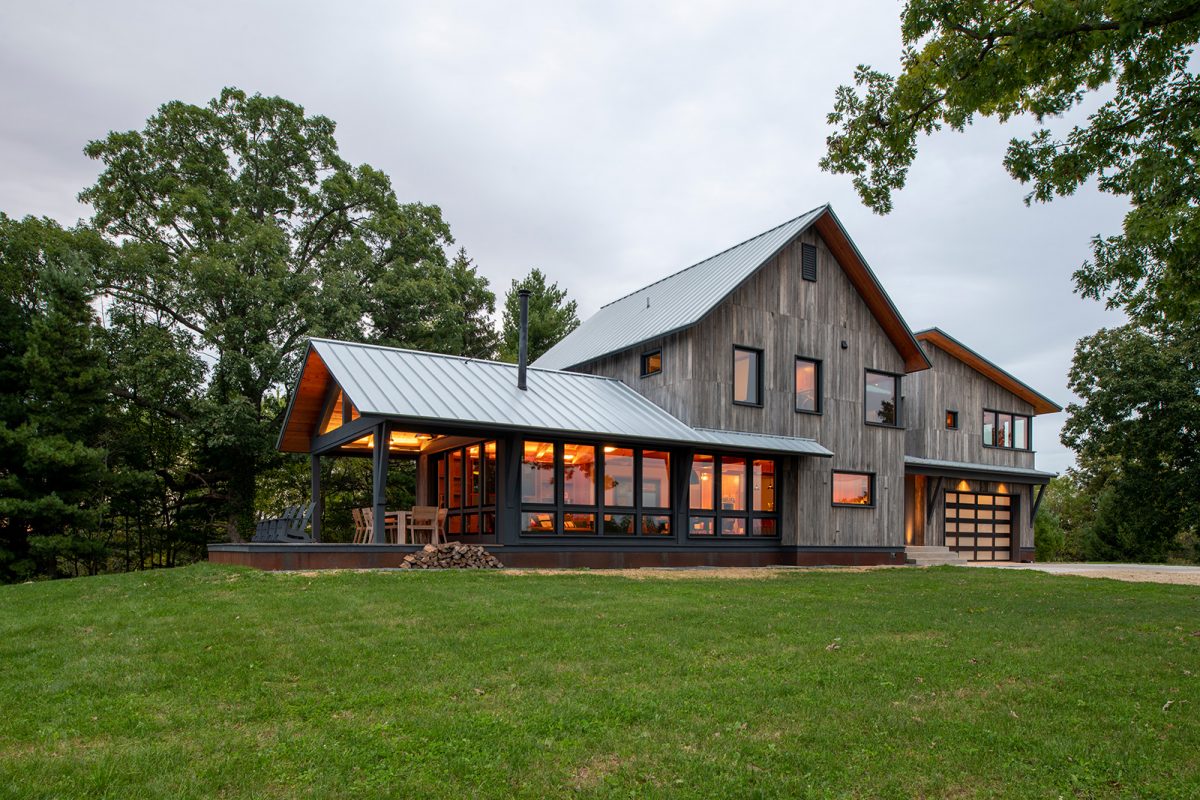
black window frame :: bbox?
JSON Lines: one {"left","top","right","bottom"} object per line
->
{"left": 518, "top": 439, "right": 674, "bottom": 538}
{"left": 686, "top": 453, "right": 780, "bottom": 539}
{"left": 732, "top": 345, "right": 764, "bottom": 408}
{"left": 640, "top": 349, "right": 662, "bottom": 377}
{"left": 863, "top": 369, "right": 902, "bottom": 428}
{"left": 831, "top": 470, "right": 875, "bottom": 509}
{"left": 945, "top": 409, "right": 959, "bottom": 430}
{"left": 794, "top": 355, "right": 822, "bottom": 415}
{"left": 982, "top": 409, "right": 1032, "bottom": 451}
{"left": 434, "top": 441, "right": 498, "bottom": 538}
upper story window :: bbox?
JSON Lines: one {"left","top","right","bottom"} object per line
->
{"left": 795, "top": 357, "right": 821, "bottom": 414}
{"left": 864, "top": 370, "right": 900, "bottom": 427}
{"left": 983, "top": 410, "right": 1031, "bottom": 450}
{"left": 945, "top": 410, "right": 959, "bottom": 430}
{"left": 640, "top": 350, "right": 662, "bottom": 377}
{"left": 732, "top": 346, "right": 763, "bottom": 406}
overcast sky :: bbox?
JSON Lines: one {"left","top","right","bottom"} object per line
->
{"left": 0, "top": 1, "right": 1129, "bottom": 472}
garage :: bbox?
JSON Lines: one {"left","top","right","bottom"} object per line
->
{"left": 944, "top": 491, "right": 1015, "bottom": 561}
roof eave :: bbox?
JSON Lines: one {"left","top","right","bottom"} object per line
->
{"left": 915, "top": 328, "right": 1062, "bottom": 415}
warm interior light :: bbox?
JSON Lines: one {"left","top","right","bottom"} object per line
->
{"left": 957, "top": 480, "right": 971, "bottom": 491}
{"left": 603, "top": 445, "right": 616, "bottom": 453}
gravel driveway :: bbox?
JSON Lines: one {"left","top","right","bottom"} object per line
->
{"left": 965, "top": 561, "right": 1200, "bottom": 586}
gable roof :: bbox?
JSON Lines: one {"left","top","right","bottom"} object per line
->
{"left": 532, "top": 204, "right": 931, "bottom": 373}
{"left": 277, "top": 338, "right": 833, "bottom": 457}
{"left": 914, "top": 328, "right": 1062, "bottom": 415}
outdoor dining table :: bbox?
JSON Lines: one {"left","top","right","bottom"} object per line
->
{"left": 385, "top": 510, "right": 409, "bottom": 544}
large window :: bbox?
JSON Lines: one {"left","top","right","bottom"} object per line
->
{"left": 689, "top": 454, "right": 779, "bottom": 537}
{"left": 733, "top": 346, "right": 763, "bottom": 406}
{"left": 435, "top": 441, "right": 498, "bottom": 536}
{"left": 520, "top": 441, "right": 672, "bottom": 536}
{"left": 864, "top": 370, "right": 900, "bottom": 427}
{"left": 795, "top": 357, "right": 821, "bottom": 414}
{"left": 832, "top": 471, "right": 873, "bottom": 507}
{"left": 983, "top": 410, "right": 1031, "bottom": 450}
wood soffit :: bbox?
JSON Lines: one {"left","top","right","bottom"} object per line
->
{"left": 915, "top": 329, "right": 1062, "bottom": 415}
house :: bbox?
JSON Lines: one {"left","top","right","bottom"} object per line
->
{"left": 208, "top": 204, "right": 1060, "bottom": 570}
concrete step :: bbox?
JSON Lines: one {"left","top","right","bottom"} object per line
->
{"left": 905, "top": 545, "right": 971, "bottom": 566}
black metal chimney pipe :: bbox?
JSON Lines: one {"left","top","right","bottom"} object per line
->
{"left": 517, "top": 289, "right": 530, "bottom": 391}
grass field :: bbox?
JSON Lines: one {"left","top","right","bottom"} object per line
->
{"left": 1, "top": 564, "right": 1197, "bottom": 799}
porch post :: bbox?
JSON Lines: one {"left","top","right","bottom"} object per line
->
{"left": 372, "top": 422, "right": 390, "bottom": 544}
{"left": 310, "top": 454, "right": 323, "bottom": 542}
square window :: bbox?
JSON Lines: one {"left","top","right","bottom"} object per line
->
{"left": 603, "top": 513, "right": 635, "bottom": 535}
{"left": 945, "top": 410, "right": 959, "bottom": 429}
{"left": 689, "top": 517, "right": 714, "bottom": 536}
{"left": 752, "top": 518, "right": 778, "bottom": 537}
{"left": 721, "top": 517, "right": 747, "bottom": 536}
{"left": 563, "top": 512, "right": 596, "bottom": 534}
{"left": 795, "top": 357, "right": 821, "bottom": 413}
{"left": 733, "top": 346, "right": 762, "bottom": 406}
{"left": 865, "top": 371, "right": 899, "bottom": 426}
{"left": 640, "top": 350, "right": 662, "bottom": 377}
{"left": 832, "top": 471, "right": 873, "bottom": 506}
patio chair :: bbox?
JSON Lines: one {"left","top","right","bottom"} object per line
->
{"left": 354, "top": 507, "right": 400, "bottom": 543}
{"left": 408, "top": 506, "right": 445, "bottom": 545}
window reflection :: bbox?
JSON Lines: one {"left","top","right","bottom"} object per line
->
{"left": 865, "top": 371, "right": 898, "bottom": 426}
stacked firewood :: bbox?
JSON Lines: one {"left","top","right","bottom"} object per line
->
{"left": 399, "top": 542, "right": 504, "bottom": 569}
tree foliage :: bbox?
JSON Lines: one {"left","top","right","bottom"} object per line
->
{"left": 1060, "top": 320, "right": 1199, "bottom": 561}
{"left": 499, "top": 268, "right": 579, "bottom": 363}
{"left": 80, "top": 88, "right": 454, "bottom": 539}
{"left": 821, "top": 0, "right": 1200, "bottom": 321}
{"left": 0, "top": 216, "right": 112, "bottom": 579}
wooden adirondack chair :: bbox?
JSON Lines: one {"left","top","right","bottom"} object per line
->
{"left": 251, "top": 503, "right": 315, "bottom": 543}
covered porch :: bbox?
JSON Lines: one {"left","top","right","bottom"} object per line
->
{"left": 208, "top": 338, "right": 864, "bottom": 569}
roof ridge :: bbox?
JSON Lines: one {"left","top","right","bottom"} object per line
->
{"left": 308, "top": 337, "right": 628, "bottom": 385}
{"left": 599, "top": 204, "right": 829, "bottom": 309}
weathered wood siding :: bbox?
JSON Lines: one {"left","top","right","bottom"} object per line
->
{"left": 904, "top": 341, "right": 1036, "bottom": 468}
{"left": 577, "top": 231, "right": 908, "bottom": 549}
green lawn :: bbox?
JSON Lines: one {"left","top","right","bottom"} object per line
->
{"left": 1, "top": 564, "right": 1197, "bottom": 799}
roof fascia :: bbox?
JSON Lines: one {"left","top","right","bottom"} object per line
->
{"left": 915, "top": 328, "right": 1062, "bottom": 415}
{"left": 811, "top": 208, "right": 931, "bottom": 373}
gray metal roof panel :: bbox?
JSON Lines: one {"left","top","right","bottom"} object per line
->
{"left": 305, "top": 339, "right": 832, "bottom": 456}
{"left": 904, "top": 455, "right": 1056, "bottom": 482}
{"left": 690, "top": 427, "right": 833, "bottom": 457}
{"left": 532, "top": 205, "right": 828, "bottom": 370}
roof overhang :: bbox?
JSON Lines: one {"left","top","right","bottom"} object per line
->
{"left": 915, "top": 328, "right": 1062, "bottom": 415}
{"left": 812, "top": 208, "right": 931, "bottom": 374}
{"left": 904, "top": 456, "right": 1055, "bottom": 486}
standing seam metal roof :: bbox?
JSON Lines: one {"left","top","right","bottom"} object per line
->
{"left": 531, "top": 206, "right": 828, "bottom": 370}
{"left": 297, "top": 338, "right": 832, "bottom": 456}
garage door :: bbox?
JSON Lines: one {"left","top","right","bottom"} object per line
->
{"left": 944, "top": 491, "right": 1014, "bottom": 561}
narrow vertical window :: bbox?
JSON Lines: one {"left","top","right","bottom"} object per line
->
{"left": 795, "top": 357, "right": 821, "bottom": 413}
{"left": 945, "top": 410, "right": 959, "bottom": 430}
{"left": 562, "top": 444, "right": 596, "bottom": 506}
{"left": 864, "top": 370, "right": 900, "bottom": 427}
{"left": 520, "top": 441, "right": 555, "bottom": 504}
{"left": 640, "top": 350, "right": 662, "bottom": 377}
{"left": 733, "top": 346, "right": 762, "bottom": 406}
{"left": 982, "top": 411, "right": 996, "bottom": 446}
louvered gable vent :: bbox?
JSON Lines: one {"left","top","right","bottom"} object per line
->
{"left": 801, "top": 243, "right": 817, "bottom": 282}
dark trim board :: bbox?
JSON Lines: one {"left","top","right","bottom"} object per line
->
{"left": 208, "top": 544, "right": 906, "bottom": 570}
